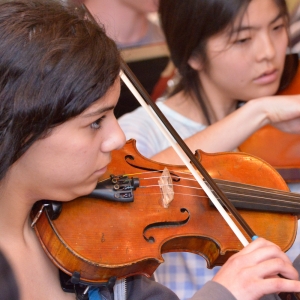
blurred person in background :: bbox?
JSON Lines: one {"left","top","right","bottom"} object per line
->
{"left": 84, "top": 0, "right": 170, "bottom": 118}
{"left": 84, "top": 0, "right": 164, "bottom": 48}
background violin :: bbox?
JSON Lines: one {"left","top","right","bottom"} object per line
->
{"left": 239, "top": 53, "right": 300, "bottom": 182}
{"left": 31, "top": 139, "right": 299, "bottom": 284}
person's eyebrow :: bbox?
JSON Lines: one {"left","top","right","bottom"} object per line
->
{"left": 82, "top": 105, "right": 115, "bottom": 118}
{"left": 231, "top": 12, "right": 285, "bottom": 34}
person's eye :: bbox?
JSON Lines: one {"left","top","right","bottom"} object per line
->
{"left": 234, "top": 37, "right": 251, "bottom": 44}
{"left": 273, "top": 23, "right": 285, "bottom": 31}
{"left": 90, "top": 116, "right": 106, "bottom": 130}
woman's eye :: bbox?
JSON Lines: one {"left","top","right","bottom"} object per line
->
{"left": 273, "top": 24, "right": 284, "bottom": 31}
{"left": 232, "top": 31, "right": 251, "bottom": 44}
{"left": 90, "top": 116, "right": 105, "bottom": 130}
{"left": 235, "top": 39, "right": 249, "bottom": 45}
{"left": 234, "top": 36, "right": 251, "bottom": 44}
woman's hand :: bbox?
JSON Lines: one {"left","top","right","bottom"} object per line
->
{"left": 213, "top": 238, "right": 300, "bottom": 300}
{"left": 260, "top": 94, "right": 300, "bottom": 134}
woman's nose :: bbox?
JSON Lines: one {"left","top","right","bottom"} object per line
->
{"left": 101, "top": 118, "right": 126, "bottom": 153}
{"left": 256, "top": 34, "right": 276, "bottom": 61}
{"left": 114, "top": 122, "right": 126, "bottom": 150}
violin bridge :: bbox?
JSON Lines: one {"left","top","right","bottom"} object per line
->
{"left": 158, "top": 167, "right": 174, "bottom": 208}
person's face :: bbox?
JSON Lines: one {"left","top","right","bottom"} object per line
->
{"left": 197, "top": 0, "right": 288, "bottom": 102}
{"left": 13, "top": 78, "right": 126, "bottom": 202}
{"left": 119, "top": 0, "right": 159, "bottom": 14}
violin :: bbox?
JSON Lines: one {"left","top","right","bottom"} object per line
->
{"left": 30, "top": 139, "right": 299, "bottom": 284}
{"left": 239, "top": 53, "right": 300, "bottom": 182}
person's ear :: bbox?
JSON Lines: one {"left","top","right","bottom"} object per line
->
{"left": 187, "top": 55, "right": 203, "bottom": 71}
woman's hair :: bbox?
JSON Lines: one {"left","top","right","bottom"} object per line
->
{"left": 0, "top": 251, "right": 19, "bottom": 300}
{"left": 159, "top": 0, "right": 289, "bottom": 124}
{"left": 0, "top": 0, "right": 121, "bottom": 180}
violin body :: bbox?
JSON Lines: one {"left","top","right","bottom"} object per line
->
{"left": 239, "top": 124, "right": 300, "bottom": 182}
{"left": 31, "top": 140, "right": 297, "bottom": 284}
{"left": 239, "top": 54, "right": 300, "bottom": 182}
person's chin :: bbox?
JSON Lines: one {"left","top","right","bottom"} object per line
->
{"left": 92, "top": 166, "right": 108, "bottom": 178}
{"left": 251, "top": 81, "right": 280, "bottom": 98}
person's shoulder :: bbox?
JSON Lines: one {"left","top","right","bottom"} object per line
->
{"left": 191, "top": 281, "right": 236, "bottom": 300}
{"left": 126, "top": 275, "right": 180, "bottom": 300}
{"left": 118, "top": 106, "right": 151, "bottom": 124}
{"left": 118, "top": 102, "right": 169, "bottom": 121}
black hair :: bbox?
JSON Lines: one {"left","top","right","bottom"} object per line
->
{"left": 0, "top": 0, "right": 121, "bottom": 180}
{"left": 0, "top": 250, "right": 19, "bottom": 300}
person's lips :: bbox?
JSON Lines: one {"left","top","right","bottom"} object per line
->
{"left": 253, "top": 69, "right": 279, "bottom": 85}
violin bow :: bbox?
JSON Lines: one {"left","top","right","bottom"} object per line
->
{"left": 82, "top": 4, "right": 256, "bottom": 247}
{"left": 119, "top": 63, "right": 256, "bottom": 246}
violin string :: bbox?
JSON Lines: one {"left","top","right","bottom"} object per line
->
{"left": 134, "top": 189, "right": 299, "bottom": 211}
{"left": 126, "top": 170, "right": 300, "bottom": 207}
{"left": 139, "top": 183, "right": 300, "bottom": 206}
{"left": 136, "top": 186, "right": 298, "bottom": 206}
{"left": 126, "top": 170, "right": 300, "bottom": 199}
{"left": 125, "top": 169, "right": 300, "bottom": 199}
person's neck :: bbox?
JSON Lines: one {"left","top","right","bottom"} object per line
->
{"left": 85, "top": 0, "right": 149, "bottom": 45}
{"left": 0, "top": 159, "right": 44, "bottom": 249}
{"left": 164, "top": 91, "right": 209, "bottom": 125}
{"left": 198, "top": 74, "right": 238, "bottom": 124}
{"left": 0, "top": 179, "right": 33, "bottom": 244}
{"left": 164, "top": 86, "right": 238, "bottom": 126}
{"left": 200, "top": 89, "right": 237, "bottom": 124}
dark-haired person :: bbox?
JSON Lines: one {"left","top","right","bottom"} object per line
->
{"left": 1, "top": 1, "right": 300, "bottom": 300}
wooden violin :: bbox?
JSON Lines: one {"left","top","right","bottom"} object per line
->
{"left": 239, "top": 53, "right": 300, "bottom": 182}
{"left": 30, "top": 139, "right": 299, "bottom": 284}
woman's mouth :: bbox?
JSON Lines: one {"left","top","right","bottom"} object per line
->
{"left": 253, "top": 69, "right": 279, "bottom": 85}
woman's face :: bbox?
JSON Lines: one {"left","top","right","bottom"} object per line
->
{"left": 197, "top": 0, "right": 288, "bottom": 103}
{"left": 12, "top": 79, "right": 126, "bottom": 202}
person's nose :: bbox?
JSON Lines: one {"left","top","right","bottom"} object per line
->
{"left": 255, "top": 33, "right": 276, "bottom": 62}
{"left": 101, "top": 118, "right": 126, "bottom": 153}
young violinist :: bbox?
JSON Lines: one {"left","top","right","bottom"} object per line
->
{"left": 118, "top": 0, "right": 300, "bottom": 298}
{"left": 2, "top": 0, "right": 300, "bottom": 300}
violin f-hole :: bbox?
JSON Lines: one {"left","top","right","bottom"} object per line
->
{"left": 143, "top": 208, "right": 190, "bottom": 243}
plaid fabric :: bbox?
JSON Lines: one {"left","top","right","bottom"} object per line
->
{"left": 155, "top": 252, "right": 220, "bottom": 300}
{"left": 286, "top": 223, "right": 300, "bottom": 262}
{"left": 155, "top": 221, "right": 300, "bottom": 300}
{"left": 287, "top": 186, "right": 300, "bottom": 263}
